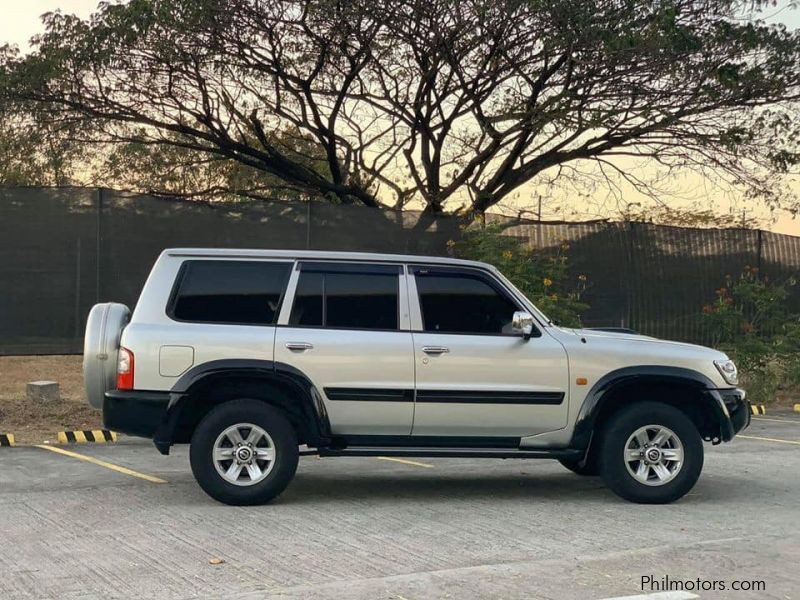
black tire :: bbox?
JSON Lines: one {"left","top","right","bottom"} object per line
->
{"left": 190, "top": 399, "right": 299, "bottom": 506}
{"left": 558, "top": 455, "right": 600, "bottom": 476}
{"left": 599, "top": 401, "right": 703, "bottom": 504}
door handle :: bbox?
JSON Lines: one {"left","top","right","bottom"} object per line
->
{"left": 285, "top": 342, "right": 314, "bottom": 351}
{"left": 422, "top": 346, "right": 450, "bottom": 355}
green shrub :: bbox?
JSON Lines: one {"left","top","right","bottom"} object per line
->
{"left": 450, "top": 222, "right": 589, "bottom": 327}
{"left": 701, "top": 267, "right": 800, "bottom": 404}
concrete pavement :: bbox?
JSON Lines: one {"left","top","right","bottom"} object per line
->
{"left": 0, "top": 414, "right": 798, "bottom": 600}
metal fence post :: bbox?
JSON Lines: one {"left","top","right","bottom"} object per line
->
{"left": 306, "top": 201, "right": 312, "bottom": 249}
{"left": 756, "top": 228, "right": 763, "bottom": 277}
{"left": 74, "top": 237, "right": 81, "bottom": 341}
{"left": 625, "top": 222, "right": 635, "bottom": 329}
{"left": 96, "top": 187, "right": 104, "bottom": 303}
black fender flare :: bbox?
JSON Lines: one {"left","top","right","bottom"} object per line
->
{"left": 154, "top": 359, "right": 331, "bottom": 450}
{"left": 569, "top": 366, "right": 731, "bottom": 451}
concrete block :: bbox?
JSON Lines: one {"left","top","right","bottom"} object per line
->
{"left": 26, "top": 380, "right": 60, "bottom": 403}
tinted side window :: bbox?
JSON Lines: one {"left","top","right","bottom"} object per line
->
{"left": 289, "top": 271, "right": 399, "bottom": 330}
{"left": 171, "top": 260, "right": 291, "bottom": 324}
{"left": 326, "top": 273, "right": 398, "bottom": 329}
{"left": 415, "top": 271, "right": 518, "bottom": 334}
{"left": 290, "top": 271, "right": 324, "bottom": 326}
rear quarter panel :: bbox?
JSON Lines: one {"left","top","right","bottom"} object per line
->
{"left": 121, "top": 253, "right": 284, "bottom": 391}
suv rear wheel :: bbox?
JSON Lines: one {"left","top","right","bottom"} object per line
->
{"left": 599, "top": 401, "right": 703, "bottom": 504}
{"left": 190, "top": 399, "right": 299, "bottom": 505}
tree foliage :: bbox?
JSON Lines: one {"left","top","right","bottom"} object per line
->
{"left": 1, "top": 0, "right": 798, "bottom": 211}
{"left": 0, "top": 107, "right": 84, "bottom": 186}
{"left": 94, "top": 128, "right": 328, "bottom": 200}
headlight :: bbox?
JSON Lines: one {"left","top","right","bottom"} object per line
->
{"left": 714, "top": 359, "right": 738, "bottom": 385}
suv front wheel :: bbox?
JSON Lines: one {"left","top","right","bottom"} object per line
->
{"left": 190, "top": 399, "right": 299, "bottom": 505}
{"left": 599, "top": 401, "right": 703, "bottom": 504}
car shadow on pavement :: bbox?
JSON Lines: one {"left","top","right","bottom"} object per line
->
{"left": 153, "top": 456, "right": 761, "bottom": 507}
{"left": 277, "top": 469, "right": 760, "bottom": 507}
{"left": 161, "top": 469, "right": 757, "bottom": 507}
{"left": 279, "top": 471, "right": 610, "bottom": 505}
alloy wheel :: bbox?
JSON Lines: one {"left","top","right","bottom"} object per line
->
{"left": 624, "top": 424, "right": 684, "bottom": 486}
{"left": 213, "top": 423, "right": 276, "bottom": 486}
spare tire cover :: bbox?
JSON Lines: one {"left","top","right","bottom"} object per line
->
{"left": 83, "top": 303, "right": 130, "bottom": 409}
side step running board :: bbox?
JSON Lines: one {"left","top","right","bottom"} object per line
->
{"left": 313, "top": 447, "right": 583, "bottom": 460}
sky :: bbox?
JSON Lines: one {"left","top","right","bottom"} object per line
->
{"left": 1, "top": 1, "right": 799, "bottom": 235}
{"left": 0, "top": 1, "right": 99, "bottom": 48}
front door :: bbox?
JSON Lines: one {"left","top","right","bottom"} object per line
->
{"left": 408, "top": 265, "right": 569, "bottom": 438}
{"left": 274, "top": 261, "right": 414, "bottom": 435}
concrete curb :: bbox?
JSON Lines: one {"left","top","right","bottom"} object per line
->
{"left": 0, "top": 434, "right": 15, "bottom": 447}
{"left": 57, "top": 430, "right": 118, "bottom": 444}
{"left": 750, "top": 405, "right": 766, "bottom": 415}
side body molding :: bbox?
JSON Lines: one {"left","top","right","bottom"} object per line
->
{"left": 569, "top": 365, "right": 729, "bottom": 451}
{"left": 154, "top": 359, "right": 332, "bottom": 451}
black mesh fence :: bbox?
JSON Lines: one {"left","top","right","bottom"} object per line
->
{"left": 1, "top": 186, "right": 798, "bottom": 354}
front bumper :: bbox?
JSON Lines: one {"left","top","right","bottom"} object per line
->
{"left": 103, "top": 390, "right": 170, "bottom": 439}
{"left": 707, "top": 388, "right": 750, "bottom": 442}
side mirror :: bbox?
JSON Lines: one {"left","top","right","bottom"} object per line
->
{"left": 511, "top": 311, "right": 535, "bottom": 340}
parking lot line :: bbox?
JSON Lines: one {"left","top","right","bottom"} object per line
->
{"left": 752, "top": 416, "right": 800, "bottom": 425}
{"left": 35, "top": 444, "right": 167, "bottom": 483}
{"left": 376, "top": 456, "right": 434, "bottom": 468}
{"left": 737, "top": 435, "right": 800, "bottom": 446}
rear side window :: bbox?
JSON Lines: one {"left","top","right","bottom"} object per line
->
{"left": 414, "top": 268, "right": 519, "bottom": 335}
{"left": 171, "top": 260, "right": 291, "bottom": 325}
{"left": 289, "top": 265, "right": 399, "bottom": 330}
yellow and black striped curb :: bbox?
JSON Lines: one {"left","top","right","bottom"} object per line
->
{"left": 57, "top": 430, "right": 118, "bottom": 444}
{"left": 750, "top": 404, "right": 766, "bottom": 415}
{"left": 0, "top": 434, "right": 15, "bottom": 447}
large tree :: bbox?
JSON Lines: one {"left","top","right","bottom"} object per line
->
{"left": 1, "top": 0, "right": 798, "bottom": 213}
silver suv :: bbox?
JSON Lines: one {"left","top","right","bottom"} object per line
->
{"left": 83, "top": 249, "right": 750, "bottom": 505}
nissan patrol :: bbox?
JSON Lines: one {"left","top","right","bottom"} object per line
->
{"left": 83, "top": 249, "right": 750, "bottom": 505}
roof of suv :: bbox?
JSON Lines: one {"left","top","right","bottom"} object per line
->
{"left": 164, "top": 248, "right": 493, "bottom": 270}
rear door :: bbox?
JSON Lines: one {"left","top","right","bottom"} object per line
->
{"left": 274, "top": 261, "right": 415, "bottom": 435}
{"left": 408, "top": 265, "right": 569, "bottom": 438}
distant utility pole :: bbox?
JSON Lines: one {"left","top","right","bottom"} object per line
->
{"left": 535, "top": 193, "right": 543, "bottom": 248}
